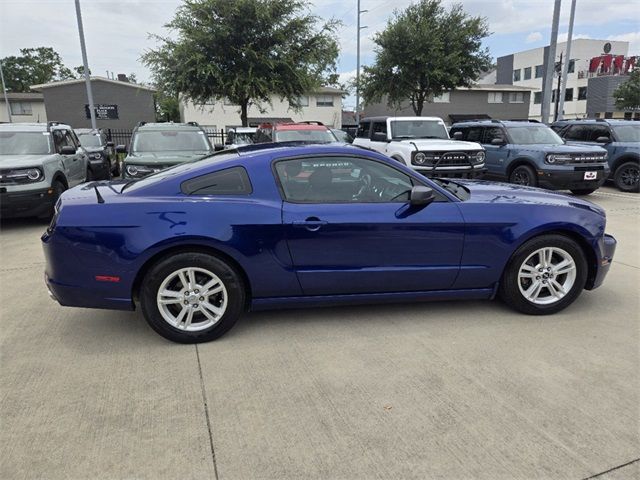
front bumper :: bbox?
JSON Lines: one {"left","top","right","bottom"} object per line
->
{"left": 0, "top": 186, "right": 55, "bottom": 219}
{"left": 89, "top": 159, "right": 111, "bottom": 180}
{"left": 587, "top": 233, "right": 616, "bottom": 290}
{"left": 537, "top": 166, "right": 610, "bottom": 190}
{"left": 415, "top": 165, "right": 487, "bottom": 179}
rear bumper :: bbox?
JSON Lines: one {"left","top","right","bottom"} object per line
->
{"left": 587, "top": 233, "right": 617, "bottom": 290}
{"left": 537, "top": 166, "right": 610, "bottom": 190}
{"left": 0, "top": 187, "right": 54, "bottom": 219}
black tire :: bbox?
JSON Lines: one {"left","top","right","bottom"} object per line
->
{"left": 39, "top": 179, "right": 66, "bottom": 219}
{"left": 140, "top": 252, "right": 245, "bottom": 343}
{"left": 613, "top": 161, "right": 639, "bottom": 193}
{"left": 498, "top": 234, "right": 588, "bottom": 315}
{"left": 509, "top": 165, "right": 537, "bottom": 187}
{"left": 570, "top": 188, "right": 597, "bottom": 196}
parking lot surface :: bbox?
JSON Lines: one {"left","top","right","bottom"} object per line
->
{"left": 1, "top": 186, "right": 639, "bottom": 480}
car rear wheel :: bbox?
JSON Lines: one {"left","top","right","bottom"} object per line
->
{"left": 498, "top": 234, "right": 587, "bottom": 315}
{"left": 509, "top": 165, "right": 537, "bottom": 187}
{"left": 613, "top": 161, "right": 639, "bottom": 192}
{"left": 140, "top": 252, "right": 245, "bottom": 343}
{"left": 570, "top": 188, "right": 597, "bottom": 195}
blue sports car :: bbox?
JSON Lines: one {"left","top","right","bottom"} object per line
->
{"left": 42, "top": 143, "right": 617, "bottom": 343}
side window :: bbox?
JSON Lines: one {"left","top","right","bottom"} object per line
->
{"left": 465, "top": 127, "right": 483, "bottom": 142}
{"left": 275, "top": 156, "right": 415, "bottom": 203}
{"left": 356, "top": 122, "right": 371, "bottom": 138}
{"left": 181, "top": 167, "right": 252, "bottom": 195}
{"left": 564, "top": 125, "right": 587, "bottom": 141}
{"left": 586, "top": 125, "right": 611, "bottom": 142}
{"left": 483, "top": 127, "right": 506, "bottom": 144}
{"left": 68, "top": 130, "right": 81, "bottom": 148}
{"left": 53, "top": 130, "right": 72, "bottom": 153}
{"left": 371, "top": 122, "right": 387, "bottom": 140}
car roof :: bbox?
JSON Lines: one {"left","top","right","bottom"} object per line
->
{"left": 0, "top": 122, "right": 71, "bottom": 132}
{"left": 552, "top": 119, "right": 638, "bottom": 126}
{"left": 74, "top": 128, "right": 101, "bottom": 134}
{"left": 269, "top": 123, "right": 329, "bottom": 131}
{"left": 229, "top": 127, "right": 257, "bottom": 133}
{"left": 136, "top": 122, "right": 202, "bottom": 131}
{"left": 451, "top": 120, "right": 545, "bottom": 127}
{"left": 362, "top": 116, "right": 446, "bottom": 123}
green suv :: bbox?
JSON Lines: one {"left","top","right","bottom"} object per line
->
{"left": 118, "top": 122, "right": 214, "bottom": 178}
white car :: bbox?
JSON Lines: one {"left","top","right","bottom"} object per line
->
{"left": 353, "top": 116, "right": 486, "bottom": 178}
{"left": 224, "top": 127, "right": 257, "bottom": 149}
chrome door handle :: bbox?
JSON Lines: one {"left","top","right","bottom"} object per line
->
{"left": 292, "top": 217, "right": 328, "bottom": 231}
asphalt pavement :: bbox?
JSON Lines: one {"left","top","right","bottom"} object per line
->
{"left": 1, "top": 186, "right": 638, "bottom": 480}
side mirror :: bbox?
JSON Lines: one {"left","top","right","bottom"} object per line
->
{"left": 214, "top": 144, "right": 225, "bottom": 151}
{"left": 115, "top": 145, "right": 127, "bottom": 154}
{"left": 371, "top": 132, "right": 389, "bottom": 142}
{"left": 491, "top": 137, "right": 506, "bottom": 146}
{"left": 409, "top": 186, "right": 435, "bottom": 206}
{"left": 451, "top": 131, "right": 463, "bottom": 140}
{"left": 106, "top": 141, "right": 114, "bottom": 147}
{"left": 595, "top": 136, "right": 610, "bottom": 144}
{"left": 60, "top": 145, "right": 76, "bottom": 155}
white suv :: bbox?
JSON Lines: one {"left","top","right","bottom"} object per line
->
{"left": 353, "top": 116, "right": 486, "bottom": 178}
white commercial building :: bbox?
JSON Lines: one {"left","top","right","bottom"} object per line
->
{"left": 0, "top": 92, "right": 47, "bottom": 123}
{"left": 181, "top": 86, "right": 344, "bottom": 130}
{"left": 496, "top": 39, "right": 630, "bottom": 121}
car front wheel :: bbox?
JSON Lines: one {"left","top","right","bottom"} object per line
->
{"left": 509, "top": 165, "right": 537, "bottom": 187}
{"left": 498, "top": 234, "right": 587, "bottom": 315}
{"left": 140, "top": 252, "right": 245, "bottom": 343}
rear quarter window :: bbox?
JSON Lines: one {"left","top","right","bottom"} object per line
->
{"left": 181, "top": 166, "right": 252, "bottom": 195}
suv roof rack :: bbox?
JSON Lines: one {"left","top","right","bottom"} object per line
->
{"left": 186, "top": 121, "right": 199, "bottom": 126}
{"left": 137, "top": 121, "right": 147, "bottom": 127}
{"left": 297, "top": 121, "right": 325, "bottom": 126}
{"left": 47, "top": 121, "right": 61, "bottom": 131}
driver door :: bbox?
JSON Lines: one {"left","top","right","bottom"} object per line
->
{"left": 276, "top": 155, "right": 465, "bottom": 295}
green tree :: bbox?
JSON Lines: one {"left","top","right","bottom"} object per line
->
{"left": 1, "top": 47, "right": 74, "bottom": 92}
{"left": 614, "top": 69, "right": 640, "bottom": 110}
{"left": 154, "top": 90, "right": 181, "bottom": 122}
{"left": 142, "top": 0, "right": 339, "bottom": 126}
{"left": 360, "top": 0, "right": 491, "bottom": 116}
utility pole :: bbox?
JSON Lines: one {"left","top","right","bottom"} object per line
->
{"left": 355, "top": 0, "right": 367, "bottom": 125}
{"left": 0, "top": 59, "right": 12, "bottom": 123}
{"left": 541, "top": 0, "right": 562, "bottom": 124}
{"left": 75, "top": 0, "right": 96, "bottom": 129}
{"left": 554, "top": 51, "right": 563, "bottom": 122}
{"left": 557, "top": 0, "right": 576, "bottom": 121}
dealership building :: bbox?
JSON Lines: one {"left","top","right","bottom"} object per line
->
{"left": 30, "top": 76, "right": 156, "bottom": 130}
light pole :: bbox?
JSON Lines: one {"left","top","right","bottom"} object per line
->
{"left": 0, "top": 59, "right": 12, "bottom": 123}
{"left": 541, "top": 0, "right": 561, "bottom": 124}
{"left": 355, "top": 0, "right": 367, "bottom": 125}
{"left": 75, "top": 0, "right": 96, "bottom": 129}
{"left": 557, "top": 0, "right": 577, "bottom": 121}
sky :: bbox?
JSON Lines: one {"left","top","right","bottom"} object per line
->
{"left": 1, "top": 0, "right": 639, "bottom": 110}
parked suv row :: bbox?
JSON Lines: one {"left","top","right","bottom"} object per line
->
{"left": 551, "top": 119, "right": 639, "bottom": 192}
{"left": 0, "top": 122, "right": 91, "bottom": 219}
{"left": 449, "top": 120, "right": 609, "bottom": 195}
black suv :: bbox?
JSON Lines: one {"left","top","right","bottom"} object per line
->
{"left": 74, "top": 128, "right": 119, "bottom": 179}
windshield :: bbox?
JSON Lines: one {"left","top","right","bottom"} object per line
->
{"left": 612, "top": 125, "right": 640, "bottom": 142}
{"left": 132, "top": 130, "right": 212, "bottom": 153}
{"left": 274, "top": 129, "right": 337, "bottom": 143}
{"left": 506, "top": 126, "right": 564, "bottom": 145}
{"left": 122, "top": 151, "right": 239, "bottom": 192}
{"left": 390, "top": 120, "right": 448, "bottom": 140}
{"left": 0, "top": 131, "right": 51, "bottom": 155}
{"left": 230, "top": 132, "right": 256, "bottom": 145}
{"left": 77, "top": 133, "right": 102, "bottom": 147}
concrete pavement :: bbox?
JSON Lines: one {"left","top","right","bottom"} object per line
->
{"left": 1, "top": 186, "right": 638, "bottom": 479}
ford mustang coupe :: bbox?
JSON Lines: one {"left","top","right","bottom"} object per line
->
{"left": 42, "top": 144, "right": 616, "bottom": 343}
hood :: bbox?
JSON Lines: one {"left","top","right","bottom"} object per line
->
{"left": 452, "top": 179, "right": 605, "bottom": 216}
{"left": 399, "top": 139, "right": 482, "bottom": 151}
{"left": 0, "top": 154, "right": 57, "bottom": 169}
{"left": 125, "top": 151, "right": 210, "bottom": 165}
{"left": 517, "top": 143, "right": 607, "bottom": 154}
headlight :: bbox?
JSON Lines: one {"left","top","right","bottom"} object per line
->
{"left": 89, "top": 152, "right": 103, "bottom": 160}
{"left": 0, "top": 167, "right": 43, "bottom": 183}
{"left": 125, "top": 164, "right": 155, "bottom": 177}
{"left": 414, "top": 152, "right": 427, "bottom": 165}
{"left": 545, "top": 154, "right": 572, "bottom": 165}
{"left": 475, "top": 151, "right": 485, "bottom": 163}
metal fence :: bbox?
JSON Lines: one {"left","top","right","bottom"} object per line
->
{"left": 104, "top": 127, "right": 227, "bottom": 147}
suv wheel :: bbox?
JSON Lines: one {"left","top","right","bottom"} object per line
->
{"left": 40, "top": 179, "right": 66, "bottom": 218}
{"left": 613, "top": 161, "right": 639, "bottom": 193}
{"left": 140, "top": 252, "right": 245, "bottom": 343}
{"left": 499, "top": 234, "right": 587, "bottom": 315}
{"left": 509, "top": 165, "right": 537, "bottom": 187}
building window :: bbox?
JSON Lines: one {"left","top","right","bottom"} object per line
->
{"left": 578, "top": 86, "right": 587, "bottom": 100}
{"left": 524, "top": 67, "right": 532, "bottom": 80}
{"left": 568, "top": 59, "right": 575, "bottom": 73}
{"left": 297, "top": 96, "right": 309, "bottom": 107}
{"left": 487, "top": 92, "right": 503, "bottom": 103}
{"left": 316, "top": 95, "right": 334, "bottom": 107}
{"left": 624, "top": 112, "right": 633, "bottom": 120}
{"left": 604, "top": 112, "right": 613, "bottom": 119}
{"left": 564, "top": 88, "right": 573, "bottom": 101}
{"left": 513, "top": 69, "right": 521, "bottom": 82}
{"left": 10, "top": 101, "right": 33, "bottom": 115}
{"left": 432, "top": 92, "right": 450, "bottom": 103}
{"left": 535, "top": 65, "right": 543, "bottom": 78}
{"left": 533, "top": 91, "right": 542, "bottom": 104}
{"left": 509, "top": 92, "right": 524, "bottom": 103}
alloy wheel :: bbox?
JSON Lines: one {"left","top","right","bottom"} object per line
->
{"left": 620, "top": 165, "right": 639, "bottom": 189}
{"left": 517, "top": 247, "right": 577, "bottom": 305}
